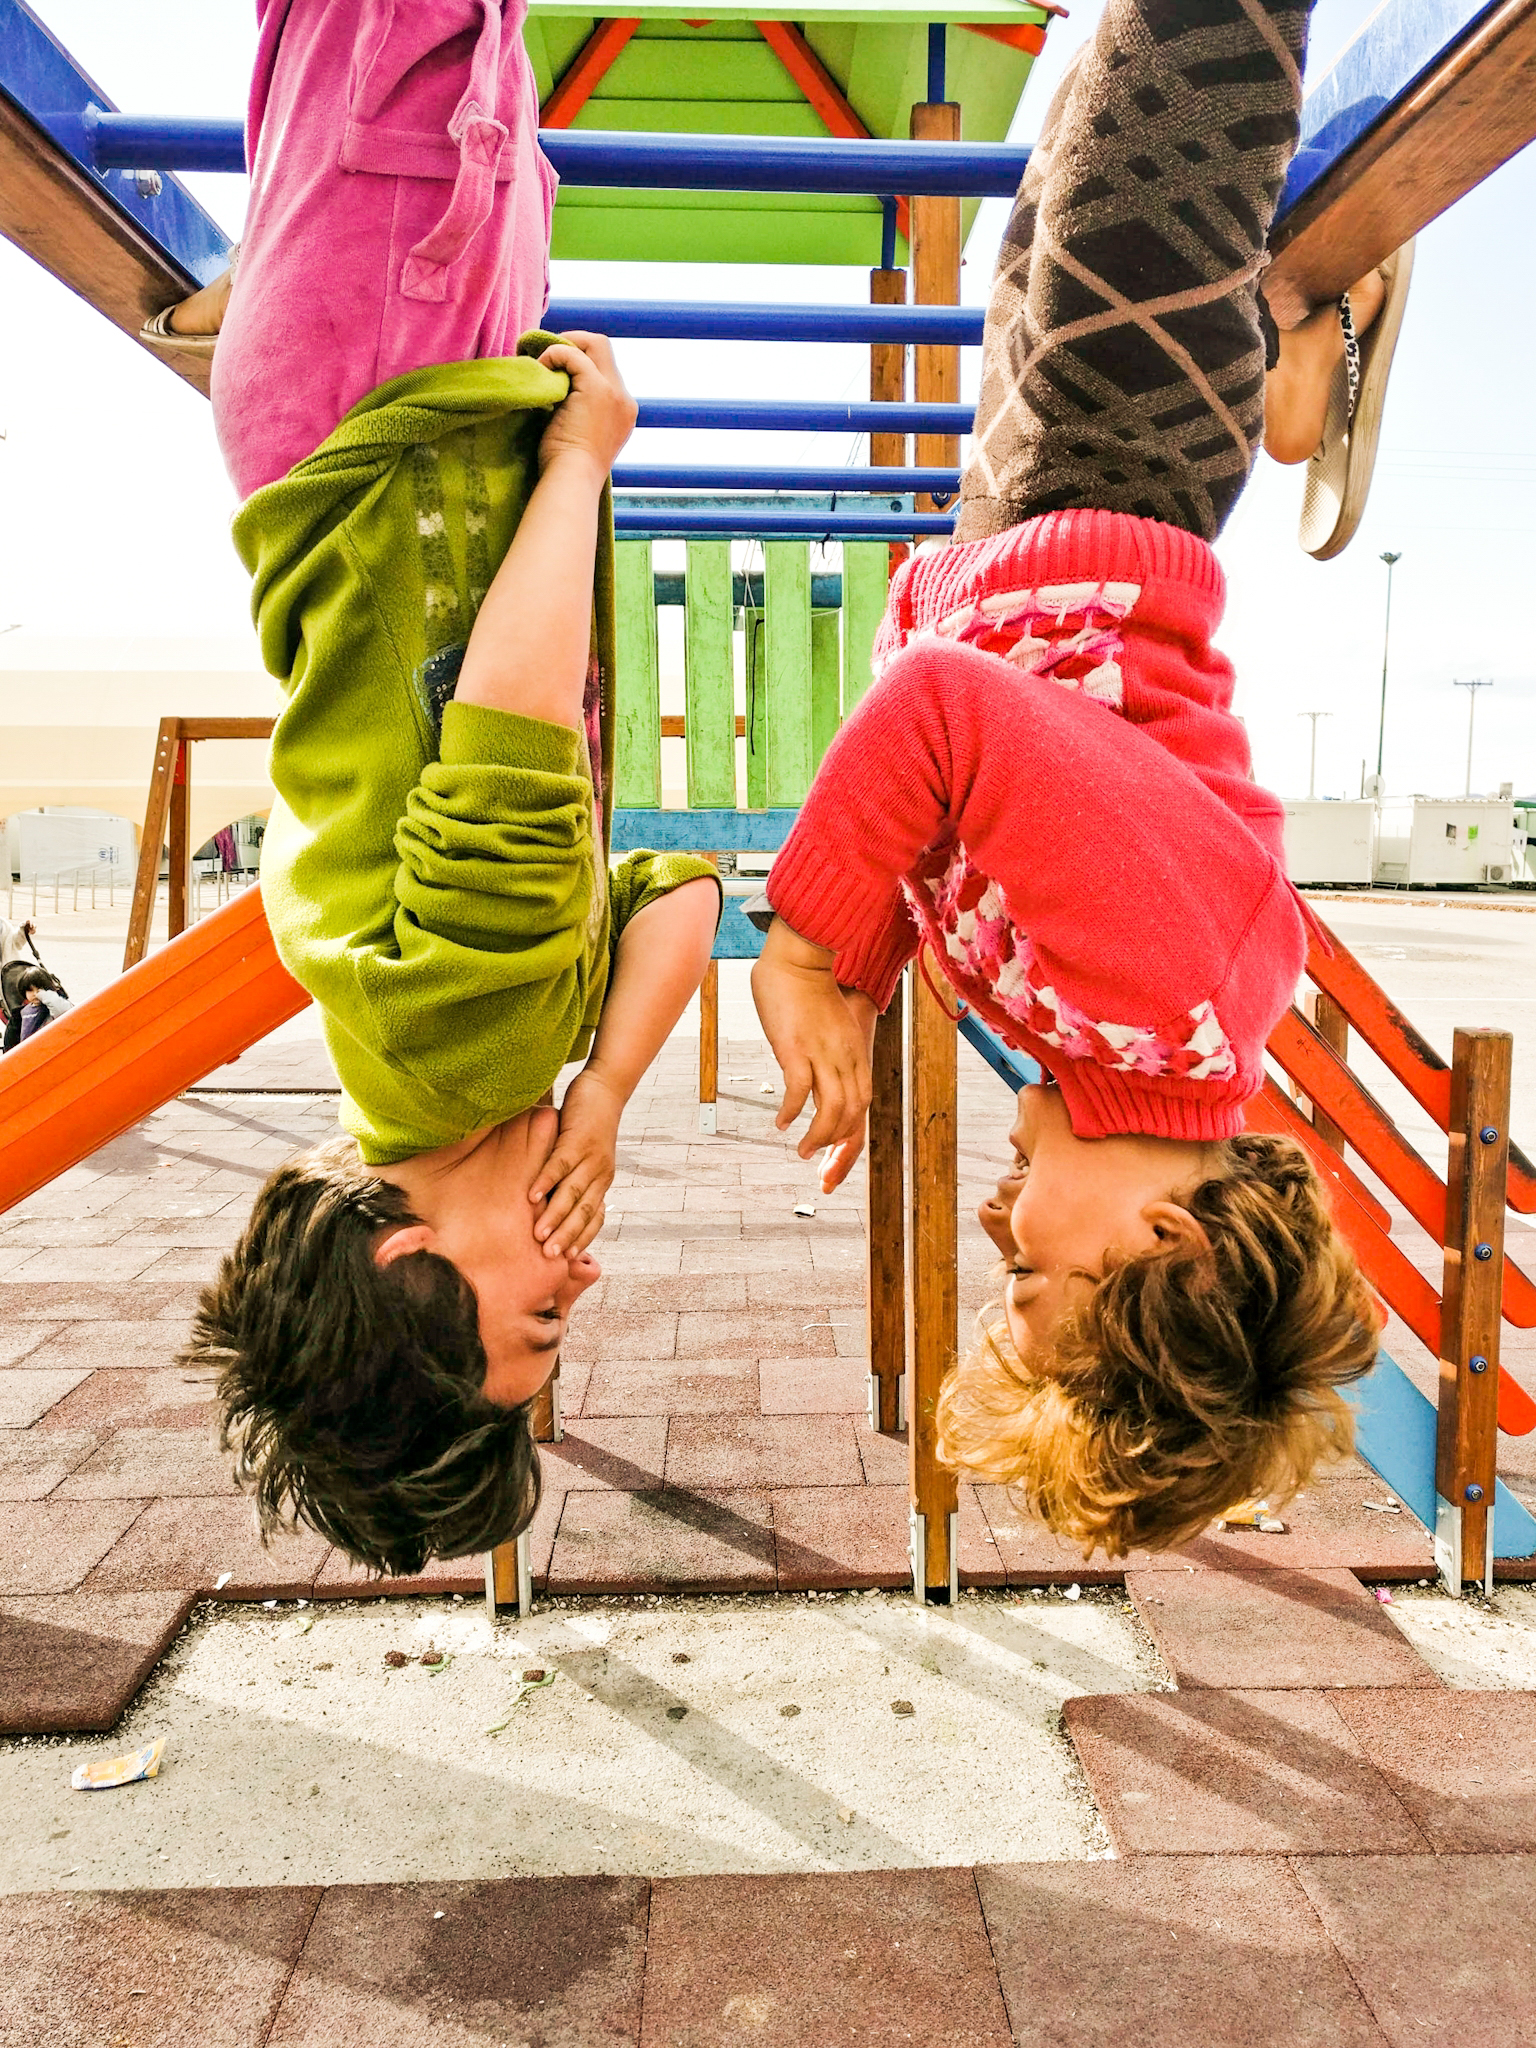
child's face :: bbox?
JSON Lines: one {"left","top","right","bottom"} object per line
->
{"left": 984, "top": 1086, "right": 1213, "bottom": 1365}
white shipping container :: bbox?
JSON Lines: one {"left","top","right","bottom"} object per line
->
{"left": 1282, "top": 800, "right": 1376, "bottom": 886}
{"left": 8, "top": 808, "right": 135, "bottom": 883}
{"left": 1373, "top": 799, "right": 1517, "bottom": 887}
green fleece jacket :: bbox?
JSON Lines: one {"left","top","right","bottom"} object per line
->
{"left": 232, "top": 348, "right": 714, "bottom": 1164}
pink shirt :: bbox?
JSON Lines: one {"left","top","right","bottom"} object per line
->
{"left": 213, "top": 0, "right": 556, "bottom": 498}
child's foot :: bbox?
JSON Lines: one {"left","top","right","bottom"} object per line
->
{"left": 139, "top": 255, "right": 236, "bottom": 358}
{"left": 1295, "top": 241, "right": 1415, "bottom": 561}
{"left": 1263, "top": 267, "right": 1386, "bottom": 466}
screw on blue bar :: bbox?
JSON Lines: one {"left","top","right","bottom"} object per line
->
{"left": 635, "top": 399, "right": 972, "bottom": 435}
{"left": 612, "top": 465, "right": 960, "bottom": 495}
{"left": 85, "top": 115, "right": 1033, "bottom": 196}
{"left": 1470, "top": 1356, "right": 1489, "bottom": 1374}
{"left": 614, "top": 509, "right": 954, "bottom": 538}
{"left": 928, "top": 22, "right": 947, "bottom": 104}
{"left": 1481, "top": 1126, "right": 1500, "bottom": 1143}
{"left": 1474, "top": 1242, "right": 1494, "bottom": 1260}
{"left": 544, "top": 299, "right": 983, "bottom": 346}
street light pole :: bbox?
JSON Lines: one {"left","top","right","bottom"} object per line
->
{"left": 1376, "top": 551, "right": 1401, "bottom": 784}
{"left": 1453, "top": 678, "right": 1493, "bottom": 798}
{"left": 1298, "top": 710, "right": 1332, "bottom": 798}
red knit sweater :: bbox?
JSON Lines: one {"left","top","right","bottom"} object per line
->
{"left": 766, "top": 510, "right": 1305, "bottom": 1142}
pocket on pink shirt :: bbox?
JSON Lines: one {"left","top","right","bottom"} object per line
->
{"left": 342, "top": 0, "right": 517, "bottom": 181}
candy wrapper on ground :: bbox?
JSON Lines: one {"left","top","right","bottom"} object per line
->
{"left": 72, "top": 1739, "right": 166, "bottom": 1791}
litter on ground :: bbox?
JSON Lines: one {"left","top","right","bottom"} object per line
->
{"left": 71, "top": 1740, "right": 166, "bottom": 1792}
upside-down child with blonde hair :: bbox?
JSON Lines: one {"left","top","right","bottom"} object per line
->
{"left": 751, "top": 0, "right": 1391, "bottom": 1555}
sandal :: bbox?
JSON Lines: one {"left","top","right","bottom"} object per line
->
{"left": 138, "top": 245, "right": 239, "bottom": 361}
{"left": 1299, "top": 240, "right": 1414, "bottom": 560}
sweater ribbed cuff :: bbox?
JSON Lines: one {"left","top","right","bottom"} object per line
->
{"left": 439, "top": 701, "right": 586, "bottom": 777}
{"left": 1050, "top": 1057, "right": 1251, "bottom": 1143}
{"left": 766, "top": 833, "right": 916, "bottom": 1011}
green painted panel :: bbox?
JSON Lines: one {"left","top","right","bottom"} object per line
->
{"left": 551, "top": 203, "right": 893, "bottom": 267}
{"left": 614, "top": 541, "right": 661, "bottom": 809}
{"left": 841, "top": 542, "right": 889, "bottom": 713}
{"left": 573, "top": 102, "right": 828, "bottom": 136}
{"left": 743, "top": 607, "right": 767, "bottom": 811}
{"left": 531, "top": 3, "right": 1050, "bottom": 22}
{"left": 811, "top": 608, "right": 841, "bottom": 771}
{"left": 765, "top": 543, "right": 813, "bottom": 807}
{"left": 684, "top": 542, "right": 736, "bottom": 808}
{"left": 599, "top": 42, "right": 806, "bottom": 99}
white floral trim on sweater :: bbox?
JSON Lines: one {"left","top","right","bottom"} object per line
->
{"left": 880, "top": 579, "right": 1143, "bottom": 709}
{"left": 909, "top": 844, "right": 1238, "bottom": 1083}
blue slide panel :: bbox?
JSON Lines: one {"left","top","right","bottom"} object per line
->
{"left": 958, "top": 1012, "right": 1041, "bottom": 1093}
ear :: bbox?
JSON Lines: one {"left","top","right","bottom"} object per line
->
{"left": 374, "top": 1223, "right": 437, "bottom": 1269}
{"left": 1142, "top": 1201, "right": 1211, "bottom": 1253}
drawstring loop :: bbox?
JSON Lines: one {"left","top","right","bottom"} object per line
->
{"left": 402, "top": 0, "right": 510, "bottom": 302}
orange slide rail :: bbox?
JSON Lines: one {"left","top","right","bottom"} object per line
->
{"left": 0, "top": 885, "right": 309, "bottom": 1216}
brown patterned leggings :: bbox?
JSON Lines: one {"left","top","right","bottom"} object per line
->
{"left": 958, "top": 0, "right": 1314, "bottom": 545}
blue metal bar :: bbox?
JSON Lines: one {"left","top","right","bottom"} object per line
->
{"left": 650, "top": 573, "right": 845, "bottom": 607}
{"left": 546, "top": 297, "right": 982, "bottom": 345}
{"left": 616, "top": 509, "right": 953, "bottom": 537}
{"left": 615, "top": 464, "right": 959, "bottom": 495}
{"left": 85, "top": 115, "right": 1033, "bottom": 196}
{"left": 635, "top": 398, "right": 971, "bottom": 434}
{"left": 881, "top": 199, "right": 898, "bottom": 274}
{"left": 928, "top": 22, "right": 948, "bottom": 105}
{"left": 958, "top": 1014, "right": 1041, "bottom": 1093}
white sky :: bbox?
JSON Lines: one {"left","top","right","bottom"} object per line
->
{"left": 1, "top": 0, "right": 1532, "bottom": 803}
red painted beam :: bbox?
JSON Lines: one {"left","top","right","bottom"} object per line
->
{"left": 0, "top": 886, "right": 309, "bottom": 1218}
{"left": 961, "top": 22, "right": 1047, "bottom": 56}
{"left": 754, "top": 21, "right": 912, "bottom": 246}
{"left": 541, "top": 17, "right": 642, "bottom": 129}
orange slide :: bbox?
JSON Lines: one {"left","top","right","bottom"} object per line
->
{"left": 0, "top": 886, "right": 309, "bottom": 1216}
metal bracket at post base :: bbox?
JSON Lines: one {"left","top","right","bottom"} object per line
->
{"left": 1435, "top": 1495, "right": 1494, "bottom": 1598}
{"left": 909, "top": 1506, "right": 959, "bottom": 1606}
{"left": 868, "top": 1372, "right": 906, "bottom": 1434}
{"left": 484, "top": 1531, "right": 533, "bottom": 1622}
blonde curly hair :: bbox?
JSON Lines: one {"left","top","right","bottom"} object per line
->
{"left": 936, "top": 1132, "right": 1382, "bottom": 1557}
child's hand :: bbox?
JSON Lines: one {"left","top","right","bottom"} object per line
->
{"left": 536, "top": 331, "right": 637, "bottom": 478}
{"left": 529, "top": 1065, "right": 623, "bottom": 1258}
{"left": 751, "top": 918, "right": 876, "bottom": 1189}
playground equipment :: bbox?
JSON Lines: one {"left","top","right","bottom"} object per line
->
{"left": 2, "top": 0, "right": 1535, "bottom": 1602}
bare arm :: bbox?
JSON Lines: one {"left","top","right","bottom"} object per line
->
{"left": 454, "top": 332, "right": 637, "bottom": 732}
{"left": 529, "top": 875, "right": 721, "bottom": 1254}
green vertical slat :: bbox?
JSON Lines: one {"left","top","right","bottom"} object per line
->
{"left": 684, "top": 541, "right": 735, "bottom": 808}
{"left": 765, "top": 542, "right": 812, "bottom": 806}
{"left": 613, "top": 541, "right": 659, "bottom": 808}
{"left": 743, "top": 606, "right": 767, "bottom": 811}
{"left": 841, "top": 541, "right": 890, "bottom": 714}
{"left": 811, "top": 608, "right": 841, "bottom": 770}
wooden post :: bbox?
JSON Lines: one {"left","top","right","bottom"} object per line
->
{"left": 1304, "top": 989, "right": 1350, "bottom": 1154}
{"left": 869, "top": 265, "right": 907, "bottom": 468}
{"left": 484, "top": 1535, "right": 531, "bottom": 1621}
{"left": 908, "top": 954, "right": 960, "bottom": 1599}
{"left": 699, "top": 854, "right": 721, "bottom": 1135}
{"left": 868, "top": 990, "right": 906, "bottom": 1433}
{"left": 529, "top": 1367, "right": 561, "bottom": 1444}
{"left": 167, "top": 739, "right": 191, "bottom": 942}
{"left": 909, "top": 99, "right": 962, "bottom": 516}
{"left": 124, "top": 717, "right": 180, "bottom": 970}
{"left": 1436, "top": 1028, "right": 1511, "bottom": 1594}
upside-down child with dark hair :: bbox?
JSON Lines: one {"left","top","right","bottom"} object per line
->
{"left": 166, "top": 1, "right": 720, "bottom": 1576}
{"left": 752, "top": 0, "right": 1395, "bottom": 1556}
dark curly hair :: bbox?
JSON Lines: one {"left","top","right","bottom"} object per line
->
{"left": 937, "top": 1132, "right": 1382, "bottom": 1557}
{"left": 182, "top": 1137, "right": 541, "bottom": 1577}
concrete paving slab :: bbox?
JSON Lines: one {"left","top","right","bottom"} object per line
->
{"left": 1330, "top": 1687, "right": 1536, "bottom": 1850}
{"left": 0, "top": 1428, "right": 101, "bottom": 1501}
{"left": 266, "top": 1877, "right": 649, "bottom": 2047}
{"left": 549, "top": 1489, "right": 776, "bottom": 1594}
{"left": 1, "top": 1885, "right": 322, "bottom": 2048}
{"left": 1064, "top": 1690, "right": 1431, "bottom": 1855}
{"left": 1382, "top": 1585, "right": 1536, "bottom": 1686}
{"left": 1126, "top": 1567, "right": 1442, "bottom": 1690}
{"left": 641, "top": 1867, "right": 1012, "bottom": 2048}
{"left": 0, "top": 1500, "right": 145, "bottom": 1595}
{"left": 0, "top": 1366, "right": 92, "bottom": 1428}
{"left": 0, "top": 1323, "right": 59, "bottom": 1365}
{"left": 0, "top": 1593, "right": 1154, "bottom": 1891}
{"left": 0, "top": 1590, "right": 195, "bottom": 1733}
{"left": 1294, "top": 1854, "right": 1536, "bottom": 2048}
{"left": 81, "top": 1496, "right": 328, "bottom": 1599}
{"left": 976, "top": 1858, "right": 1389, "bottom": 2047}
{"left": 664, "top": 1416, "right": 861, "bottom": 1490}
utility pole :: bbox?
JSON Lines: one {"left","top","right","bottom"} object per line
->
{"left": 1376, "top": 551, "right": 1401, "bottom": 785}
{"left": 1454, "top": 678, "right": 1493, "bottom": 798}
{"left": 1298, "top": 710, "right": 1332, "bottom": 799}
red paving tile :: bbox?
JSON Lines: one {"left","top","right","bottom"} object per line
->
{"left": 976, "top": 1858, "right": 1389, "bottom": 2047}
{"left": 548, "top": 1488, "right": 775, "bottom": 1594}
{"left": 1329, "top": 1688, "right": 1536, "bottom": 1850}
{"left": 1294, "top": 1855, "right": 1536, "bottom": 2048}
{"left": 1127, "top": 1567, "right": 1442, "bottom": 1691}
{"left": 1064, "top": 1690, "right": 1431, "bottom": 1855}
{"left": 310, "top": 1551, "right": 484, "bottom": 1600}
{"left": 582, "top": 1358, "right": 759, "bottom": 1416}
{"left": 0, "top": 1427, "right": 101, "bottom": 1501}
{"left": 266, "top": 1877, "right": 649, "bottom": 2046}
{"left": 7, "top": 1886, "right": 323, "bottom": 2048}
{"left": 598, "top": 1273, "right": 747, "bottom": 1312}
{"left": 0, "top": 1590, "right": 196, "bottom": 1733}
{"left": 0, "top": 1499, "right": 145, "bottom": 1595}
{"left": 641, "top": 1868, "right": 1012, "bottom": 2048}
{"left": 0, "top": 1280, "right": 199, "bottom": 1321}
{"left": 541, "top": 1418, "right": 669, "bottom": 1490}
{"left": 665, "top": 1414, "right": 861, "bottom": 1489}
{"left": 773, "top": 1485, "right": 910, "bottom": 1589}
{"left": 562, "top": 1311, "right": 679, "bottom": 1362}
{"left": 747, "top": 1268, "right": 865, "bottom": 1309}
{"left": 0, "top": 1321, "right": 59, "bottom": 1364}
{"left": 0, "top": 1365, "right": 92, "bottom": 1427}
{"left": 53, "top": 1426, "right": 238, "bottom": 1499}
{"left": 82, "top": 1495, "right": 329, "bottom": 1598}
{"left": 33, "top": 1366, "right": 219, "bottom": 1432}
{"left": 674, "top": 1310, "right": 838, "bottom": 1359}
{"left": 758, "top": 1356, "right": 870, "bottom": 1414}
{"left": 7, "top": 1319, "right": 191, "bottom": 1368}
